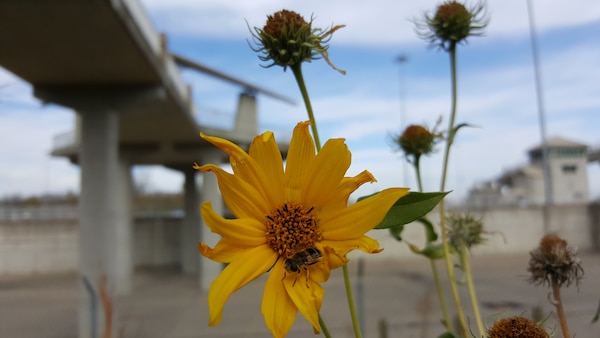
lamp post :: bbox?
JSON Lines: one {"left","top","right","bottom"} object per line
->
{"left": 395, "top": 55, "right": 409, "bottom": 186}
{"left": 527, "top": 0, "right": 553, "bottom": 233}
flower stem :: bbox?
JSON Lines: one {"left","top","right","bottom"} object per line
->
{"left": 291, "top": 64, "right": 322, "bottom": 152}
{"left": 343, "top": 264, "right": 363, "bottom": 338}
{"left": 459, "top": 244, "right": 485, "bottom": 337}
{"left": 552, "top": 281, "right": 571, "bottom": 338}
{"left": 439, "top": 42, "right": 469, "bottom": 336}
{"left": 319, "top": 313, "right": 332, "bottom": 338}
{"left": 414, "top": 157, "right": 452, "bottom": 332}
{"left": 292, "top": 62, "right": 362, "bottom": 337}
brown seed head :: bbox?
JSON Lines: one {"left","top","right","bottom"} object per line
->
{"left": 263, "top": 10, "right": 308, "bottom": 38}
{"left": 528, "top": 234, "right": 584, "bottom": 288}
{"left": 397, "top": 124, "right": 437, "bottom": 158}
{"left": 487, "top": 316, "right": 549, "bottom": 338}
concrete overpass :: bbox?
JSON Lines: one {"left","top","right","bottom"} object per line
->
{"left": 0, "top": 1, "right": 291, "bottom": 337}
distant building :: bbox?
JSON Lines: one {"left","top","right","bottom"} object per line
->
{"left": 467, "top": 137, "right": 589, "bottom": 208}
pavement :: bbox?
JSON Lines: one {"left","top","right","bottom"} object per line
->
{"left": 1, "top": 252, "right": 600, "bottom": 338}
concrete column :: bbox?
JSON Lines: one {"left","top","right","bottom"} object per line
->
{"left": 199, "top": 149, "right": 224, "bottom": 291}
{"left": 181, "top": 169, "right": 200, "bottom": 274}
{"left": 78, "top": 109, "right": 120, "bottom": 338}
{"left": 114, "top": 156, "right": 133, "bottom": 295}
{"left": 233, "top": 92, "right": 257, "bottom": 139}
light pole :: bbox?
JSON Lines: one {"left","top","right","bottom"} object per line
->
{"left": 395, "top": 54, "right": 409, "bottom": 186}
{"left": 527, "top": 0, "right": 553, "bottom": 232}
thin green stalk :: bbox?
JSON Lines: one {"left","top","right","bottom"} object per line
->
{"left": 319, "top": 313, "right": 332, "bottom": 338}
{"left": 414, "top": 156, "right": 452, "bottom": 332}
{"left": 292, "top": 62, "right": 362, "bottom": 338}
{"left": 459, "top": 244, "right": 485, "bottom": 337}
{"left": 343, "top": 264, "right": 363, "bottom": 338}
{"left": 429, "top": 259, "right": 452, "bottom": 332}
{"left": 291, "top": 64, "right": 322, "bottom": 152}
{"left": 439, "top": 42, "right": 468, "bottom": 336}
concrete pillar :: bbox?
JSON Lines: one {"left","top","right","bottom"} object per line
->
{"left": 114, "top": 156, "right": 133, "bottom": 295}
{"left": 233, "top": 92, "right": 257, "bottom": 139}
{"left": 199, "top": 149, "right": 224, "bottom": 291}
{"left": 181, "top": 169, "right": 200, "bottom": 274}
{"left": 78, "top": 109, "right": 120, "bottom": 338}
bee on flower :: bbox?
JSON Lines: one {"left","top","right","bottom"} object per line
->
{"left": 194, "top": 121, "right": 408, "bottom": 337}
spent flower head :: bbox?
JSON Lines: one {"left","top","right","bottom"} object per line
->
{"left": 416, "top": 1, "right": 488, "bottom": 51}
{"left": 447, "top": 213, "right": 485, "bottom": 249}
{"left": 528, "top": 234, "right": 583, "bottom": 288}
{"left": 487, "top": 316, "right": 549, "bottom": 338}
{"left": 249, "top": 9, "right": 345, "bottom": 74}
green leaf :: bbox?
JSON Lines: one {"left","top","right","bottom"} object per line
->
{"left": 437, "top": 332, "right": 458, "bottom": 338}
{"left": 416, "top": 217, "right": 438, "bottom": 243}
{"left": 389, "top": 224, "right": 405, "bottom": 241}
{"left": 359, "top": 191, "right": 449, "bottom": 229}
{"left": 418, "top": 243, "right": 447, "bottom": 260}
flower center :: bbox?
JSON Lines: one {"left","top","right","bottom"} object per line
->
{"left": 265, "top": 202, "right": 322, "bottom": 259}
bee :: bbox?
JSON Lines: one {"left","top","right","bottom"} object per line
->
{"left": 284, "top": 247, "right": 323, "bottom": 286}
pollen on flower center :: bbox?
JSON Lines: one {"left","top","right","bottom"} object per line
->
{"left": 265, "top": 202, "right": 322, "bottom": 259}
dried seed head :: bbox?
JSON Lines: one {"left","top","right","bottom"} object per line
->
{"left": 528, "top": 234, "right": 584, "bottom": 288}
{"left": 488, "top": 316, "right": 549, "bottom": 338}
{"left": 416, "top": 1, "right": 488, "bottom": 51}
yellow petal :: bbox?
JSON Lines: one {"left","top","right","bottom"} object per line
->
{"left": 284, "top": 121, "right": 315, "bottom": 201}
{"left": 199, "top": 239, "right": 256, "bottom": 263}
{"left": 201, "top": 202, "right": 265, "bottom": 246}
{"left": 284, "top": 270, "right": 325, "bottom": 333}
{"left": 301, "top": 138, "right": 350, "bottom": 208}
{"left": 249, "top": 131, "right": 285, "bottom": 206}
{"left": 322, "top": 187, "right": 409, "bottom": 240}
{"left": 322, "top": 246, "right": 349, "bottom": 270}
{"left": 197, "top": 164, "right": 269, "bottom": 220}
{"left": 322, "top": 170, "right": 376, "bottom": 212}
{"left": 208, "top": 245, "right": 277, "bottom": 326}
{"left": 262, "top": 261, "right": 298, "bottom": 338}
{"left": 200, "top": 133, "right": 277, "bottom": 208}
{"left": 321, "top": 235, "right": 382, "bottom": 258}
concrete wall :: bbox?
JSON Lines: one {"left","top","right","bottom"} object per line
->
{"left": 368, "top": 203, "right": 599, "bottom": 261}
{"left": 0, "top": 217, "right": 181, "bottom": 275}
{"left": 1, "top": 203, "right": 599, "bottom": 274}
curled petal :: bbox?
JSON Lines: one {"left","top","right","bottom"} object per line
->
{"left": 199, "top": 240, "right": 254, "bottom": 263}
{"left": 200, "top": 133, "right": 278, "bottom": 207}
{"left": 323, "top": 246, "right": 349, "bottom": 271}
{"left": 208, "top": 245, "right": 277, "bottom": 326}
{"left": 322, "top": 170, "right": 376, "bottom": 212}
{"left": 195, "top": 164, "right": 269, "bottom": 220}
{"left": 322, "top": 235, "right": 382, "bottom": 258}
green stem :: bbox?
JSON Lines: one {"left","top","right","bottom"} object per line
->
{"left": 414, "top": 157, "right": 452, "bottom": 332}
{"left": 414, "top": 155, "right": 424, "bottom": 193}
{"left": 430, "top": 259, "right": 452, "bottom": 333}
{"left": 319, "top": 313, "right": 332, "bottom": 338}
{"left": 291, "top": 64, "right": 322, "bottom": 152}
{"left": 459, "top": 244, "right": 485, "bottom": 337}
{"left": 439, "top": 42, "right": 468, "bottom": 336}
{"left": 292, "top": 62, "right": 362, "bottom": 337}
{"left": 343, "top": 264, "right": 363, "bottom": 338}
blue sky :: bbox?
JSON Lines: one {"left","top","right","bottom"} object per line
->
{"left": 1, "top": 0, "right": 599, "bottom": 202}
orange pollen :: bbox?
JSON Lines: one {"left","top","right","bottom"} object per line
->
{"left": 265, "top": 202, "right": 322, "bottom": 259}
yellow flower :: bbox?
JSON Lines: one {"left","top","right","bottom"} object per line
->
{"left": 194, "top": 121, "right": 408, "bottom": 337}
